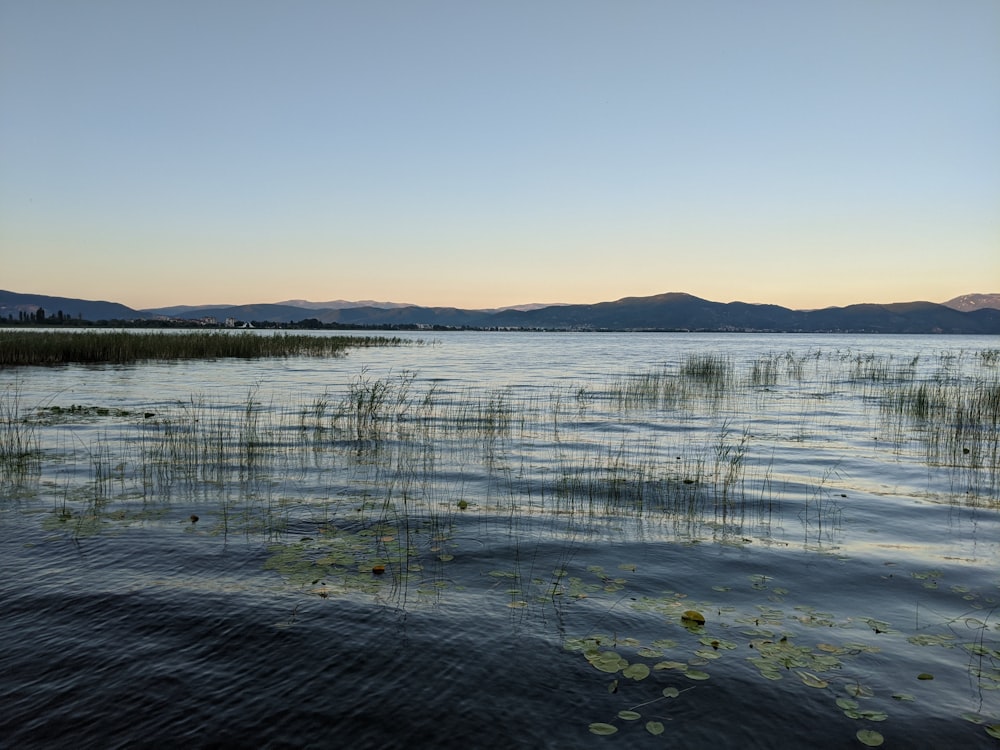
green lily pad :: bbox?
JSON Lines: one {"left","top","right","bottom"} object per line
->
{"left": 588, "top": 723, "right": 618, "bottom": 736}
{"left": 654, "top": 661, "right": 688, "bottom": 671}
{"left": 797, "top": 671, "right": 828, "bottom": 689}
{"left": 662, "top": 687, "right": 680, "bottom": 698}
{"left": 859, "top": 710, "right": 888, "bottom": 722}
{"left": 588, "top": 650, "right": 628, "bottom": 674}
{"left": 646, "top": 721, "right": 665, "bottom": 735}
{"left": 985, "top": 725, "right": 1000, "bottom": 739}
{"left": 622, "top": 663, "right": 651, "bottom": 681}
{"left": 856, "top": 729, "right": 884, "bottom": 746}
{"left": 685, "top": 669, "right": 710, "bottom": 681}
{"left": 617, "top": 710, "right": 642, "bottom": 721}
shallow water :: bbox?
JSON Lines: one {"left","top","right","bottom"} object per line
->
{"left": 1, "top": 332, "right": 999, "bottom": 748}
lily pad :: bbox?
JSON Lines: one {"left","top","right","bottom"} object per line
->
{"left": 622, "top": 663, "right": 651, "bottom": 681}
{"left": 588, "top": 723, "right": 618, "bottom": 736}
{"left": 681, "top": 609, "right": 706, "bottom": 625}
{"left": 797, "top": 671, "right": 828, "bottom": 689}
{"left": 856, "top": 729, "right": 884, "bottom": 746}
{"left": 617, "top": 710, "right": 642, "bottom": 721}
{"left": 646, "top": 721, "right": 665, "bottom": 735}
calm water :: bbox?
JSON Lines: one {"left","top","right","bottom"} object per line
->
{"left": 2, "top": 332, "right": 999, "bottom": 748}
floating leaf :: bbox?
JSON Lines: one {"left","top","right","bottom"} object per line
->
{"left": 891, "top": 693, "right": 915, "bottom": 701}
{"left": 859, "top": 710, "right": 888, "bottom": 722}
{"left": 622, "top": 663, "right": 651, "bottom": 681}
{"left": 681, "top": 610, "right": 706, "bottom": 624}
{"left": 917, "top": 672, "right": 934, "bottom": 680}
{"left": 654, "top": 661, "right": 688, "bottom": 671}
{"left": 797, "top": 671, "right": 828, "bottom": 689}
{"left": 837, "top": 698, "right": 859, "bottom": 711}
{"left": 617, "top": 710, "right": 642, "bottom": 721}
{"left": 685, "top": 669, "right": 710, "bottom": 681}
{"left": 588, "top": 650, "right": 628, "bottom": 674}
{"left": 985, "top": 725, "right": 1000, "bottom": 740}
{"left": 845, "top": 683, "right": 874, "bottom": 697}
{"left": 588, "top": 723, "right": 618, "bottom": 736}
{"left": 646, "top": 721, "right": 665, "bottom": 735}
{"left": 856, "top": 729, "right": 884, "bottom": 746}
{"left": 662, "top": 687, "right": 680, "bottom": 698}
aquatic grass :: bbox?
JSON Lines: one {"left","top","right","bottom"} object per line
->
{"left": 879, "top": 367, "right": 1000, "bottom": 496}
{"left": 0, "top": 330, "right": 413, "bottom": 366}
{"left": 680, "top": 353, "right": 734, "bottom": 393}
{"left": 0, "top": 382, "right": 41, "bottom": 483}
{"left": 8, "top": 342, "right": 1000, "bottom": 747}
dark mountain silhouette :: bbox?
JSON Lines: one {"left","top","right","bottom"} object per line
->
{"left": 0, "top": 289, "right": 157, "bottom": 322}
{"left": 2, "top": 289, "right": 999, "bottom": 333}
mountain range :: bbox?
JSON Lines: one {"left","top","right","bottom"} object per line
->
{"left": 1, "top": 289, "right": 999, "bottom": 334}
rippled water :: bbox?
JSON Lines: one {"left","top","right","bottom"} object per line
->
{"left": 2, "top": 332, "right": 999, "bottom": 748}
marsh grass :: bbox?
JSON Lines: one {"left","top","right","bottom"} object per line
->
{"left": 9, "top": 346, "right": 1000, "bottom": 567}
{"left": 0, "top": 383, "right": 40, "bottom": 482}
{"left": 0, "top": 330, "right": 412, "bottom": 366}
{"left": 879, "top": 363, "right": 1000, "bottom": 492}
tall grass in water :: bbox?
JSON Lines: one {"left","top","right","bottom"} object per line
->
{"left": 680, "top": 353, "right": 734, "bottom": 393}
{"left": 607, "top": 354, "right": 734, "bottom": 411}
{"left": 881, "top": 368, "right": 1000, "bottom": 491}
{"left": 0, "top": 383, "right": 40, "bottom": 482}
{"left": 332, "top": 369, "right": 418, "bottom": 443}
{"left": 0, "top": 331, "right": 412, "bottom": 366}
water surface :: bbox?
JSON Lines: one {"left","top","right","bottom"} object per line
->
{"left": 2, "top": 332, "right": 998, "bottom": 748}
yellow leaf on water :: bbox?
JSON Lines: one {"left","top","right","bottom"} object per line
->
{"left": 681, "top": 610, "right": 706, "bottom": 625}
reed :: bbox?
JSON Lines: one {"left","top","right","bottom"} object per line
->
{"left": 0, "top": 383, "right": 40, "bottom": 481}
{"left": 14, "top": 345, "right": 1000, "bottom": 583}
{"left": 0, "top": 330, "right": 412, "bottom": 366}
{"left": 680, "top": 353, "right": 734, "bottom": 392}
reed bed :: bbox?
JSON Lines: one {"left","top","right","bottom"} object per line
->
{"left": 4, "top": 347, "right": 998, "bottom": 554}
{"left": 0, "top": 330, "right": 412, "bottom": 366}
{"left": 0, "top": 383, "right": 39, "bottom": 481}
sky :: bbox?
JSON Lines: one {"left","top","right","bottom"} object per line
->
{"left": 1, "top": 0, "right": 998, "bottom": 311}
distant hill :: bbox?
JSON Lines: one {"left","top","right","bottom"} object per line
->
{"left": 272, "top": 298, "right": 416, "bottom": 310}
{"left": 2, "top": 289, "right": 999, "bottom": 333}
{"left": 0, "top": 289, "right": 156, "bottom": 322}
{"left": 942, "top": 293, "right": 1000, "bottom": 312}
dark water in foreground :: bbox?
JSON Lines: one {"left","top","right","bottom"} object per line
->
{"left": 2, "top": 333, "right": 999, "bottom": 748}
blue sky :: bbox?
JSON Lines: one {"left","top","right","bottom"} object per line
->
{"left": 2, "top": 0, "right": 997, "bottom": 310}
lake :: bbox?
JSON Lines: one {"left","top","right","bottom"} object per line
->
{"left": 2, "top": 331, "right": 998, "bottom": 748}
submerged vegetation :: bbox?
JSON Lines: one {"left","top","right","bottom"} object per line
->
{"left": 0, "top": 330, "right": 413, "bottom": 366}
{"left": 2, "top": 344, "right": 1000, "bottom": 744}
